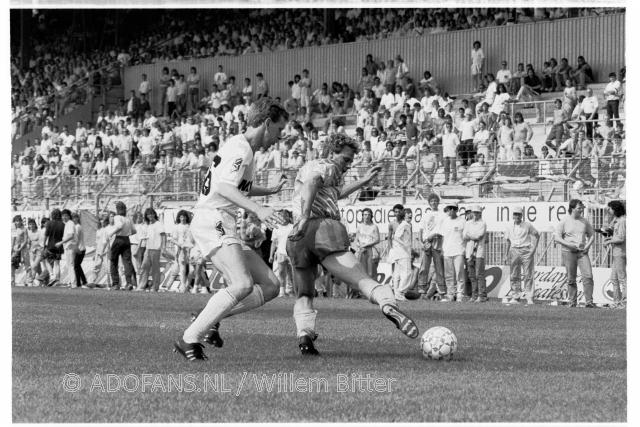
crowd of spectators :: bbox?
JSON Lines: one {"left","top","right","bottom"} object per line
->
{"left": 12, "top": 49, "right": 626, "bottom": 198}
{"left": 11, "top": 7, "right": 624, "bottom": 137}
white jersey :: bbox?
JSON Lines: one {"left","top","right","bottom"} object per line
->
{"left": 195, "top": 133, "right": 255, "bottom": 217}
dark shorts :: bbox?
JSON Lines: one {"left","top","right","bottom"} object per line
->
{"left": 43, "top": 247, "right": 62, "bottom": 261}
{"left": 286, "top": 218, "right": 350, "bottom": 269}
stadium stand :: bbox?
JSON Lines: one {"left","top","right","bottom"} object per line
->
{"left": 11, "top": 9, "right": 625, "bottom": 212}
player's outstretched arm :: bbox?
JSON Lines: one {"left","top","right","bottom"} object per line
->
{"left": 216, "top": 182, "right": 284, "bottom": 228}
{"left": 338, "top": 164, "right": 382, "bottom": 199}
{"left": 248, "top": 176, "right": 287, "bottom": 197}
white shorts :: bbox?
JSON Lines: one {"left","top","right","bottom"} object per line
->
{"left": 190, "top": 208, "right": 242, "bottom": 258}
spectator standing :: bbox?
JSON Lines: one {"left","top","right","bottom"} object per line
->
{"left": 581, "top": 87, "right": 599, "bottom": 138}
{"left": 442, "top": 121, "right": 460, "bottom": 184}
{"left": 419, "top": 194, "right": 446, "bottom": 298}
{"left": 176, "top": 75, "right": 188, "bottom": 115}
{"left": 604, "top": 200, "right": 626, "bottom": 308}
{"left": 26, "top": 219, "right": 41, "bottom": 284}
{"left": 604, "top": 72, "right": 622, "bottom": 130}
{"left": 130, "top": 211, "right": 145, "bottom": 283}
{"left": 139, "top": 73, "right": 151, "bottom": 99}
{"left": 11, "top": 215, "right": 29, "bottom": 286}
{"left": 389, "top": 208, "right": 413, "bottom": 301}
{"left": 172, "top": 210, "right": 194, "bottom": 293}
{"left": 166, "top": 79, "right": 178, "bottom": 118}
{"left": 513, "top": 112, "right": 533, "bottom": 153}
{"left": 136, "top": 207, "right": 166, "bottom": 292}
{"left": 463, "top": 205, "right": 487, "bottom": 302}
{"left": 553, "top": 199, "right": 596, "bottom": 308}
{"left": 72, "top": 212, "right": 87, "bottom": 288}
{"left": 395, "top": 54, "right": 409, "bottom": 89}
{"left": 90, "top": 217, "right": 111, "bottom": 286}
{"left": 458, "top": 108, "right": 476, "bottom": 166}
{"left": 545, "top": 99, "right": 568, "bottom": 154}
{"left": 159, "top": 67, "right": 171, "bottom": 116}
{"left": 471, "top": 41, "right": 485, "bottom": 91}
{"left": 187, "top": 67, "right": 201, "bottom": 114}
{"left": 107, "top": 201, "right": 137, "bottom": 290}
{"left": 214, "top": 65, "right": 228, "bottom": 88}
{"left": 431, "top": 202, "right": 466, "bottom": 302}
{"left": 300, "top": 69, "right": 312, "bottom": 112}
{"left": 355, "top": 208, "right": 381, "bottom": 279}
{"left": 503, "top": 206, "right": 540, "bottom": 305}
{"left": 269, "top": 210, "right": 295, "bottom": 297}
{"left": 255, "top": 73, "right": 269, "bottom": 99}
{"left": 56, "top": 209, "right": 77, "bottom": 287}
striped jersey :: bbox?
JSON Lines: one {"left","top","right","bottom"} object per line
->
{"left": 292, "top": 159, "right": 343, "bottom": 221}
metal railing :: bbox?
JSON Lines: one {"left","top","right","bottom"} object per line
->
{"left": 12, "top": 153, "right": 625, "bottom": 210}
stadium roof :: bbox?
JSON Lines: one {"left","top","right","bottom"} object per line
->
{"left": 9, "top": 0, "right": 627, "bottom": 7}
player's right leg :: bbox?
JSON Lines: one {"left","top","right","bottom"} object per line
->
{"left": 175, "top": 242, "right": 254, "bottom": 361}
{"left": 293, "top": 266, "right": 320, "bottom": 356}
{"left": 322, "top": 251, "right": 419, "bottom": 339}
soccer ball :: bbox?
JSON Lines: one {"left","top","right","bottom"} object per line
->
{"left": 421, "top": 326, "right": 458, "bottom": 360}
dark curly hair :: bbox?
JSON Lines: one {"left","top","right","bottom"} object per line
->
{"left": 245, "top": 97, "right": 289, "bottom": 128}
{"left": 607, "top": 200, "right": 625, "bottom": 217}
{"left": 326, "top": 133, "right": 360, "bottom": 155}
{"left": 175, "top": 209, "right": 192, "bottom": 224}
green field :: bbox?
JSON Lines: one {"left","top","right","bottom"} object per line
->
{"left": 12, "top": 287, "right": 626, "bottom": 422}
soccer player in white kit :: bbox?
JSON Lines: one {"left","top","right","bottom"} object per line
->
{"left": 174, "top": 98, "right": 289, "bottom": 361}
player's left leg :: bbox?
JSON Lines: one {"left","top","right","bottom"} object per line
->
{"left": 321, "top": 251, "right": 419, "bottom": 339}
{"left": 224, "top": 247, "right": 280, "bottom": 316}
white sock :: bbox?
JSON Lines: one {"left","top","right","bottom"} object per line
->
{"left": 293, "top": 307, "right": 317, "bottom": 338}
{"left": 369, "top": 284, "right": 397, "bottom": 308}
{"left": 183, "top": 288, "right": 238, "bottom": 343}
{"left": 224, "top": 285, "right": 265, "bottom": 318}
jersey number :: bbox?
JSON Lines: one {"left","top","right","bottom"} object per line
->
{"left": 201, "top": 155, "right": 222, "bottom": 196}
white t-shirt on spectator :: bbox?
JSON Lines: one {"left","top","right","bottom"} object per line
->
{"left": 442, "top": 132, "right": 460, "bottom": 157}
{"left": 439, "top": 216, "right": 465, "bottom": 257}
{"left": 272, "top": 224, "right": 294, "bottom": 256}
{"left": 496, "top": 69, "right": 512, "bottom": 85}
{"left": 138, "top": 136, "right": 155, "bottom": 156}
{"left": 145, "top": 221, "right": 166, "bottom": 250}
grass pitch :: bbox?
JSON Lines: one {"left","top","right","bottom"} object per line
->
{"left": 13, "top": 287, "right": 626, "bottom": 422}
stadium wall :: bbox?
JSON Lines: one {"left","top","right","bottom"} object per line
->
{"left": 13, "top": 101, "right": 93, "bottom": 154}
{"left": 124, "top": 14, "right": 624, "bottom": 108}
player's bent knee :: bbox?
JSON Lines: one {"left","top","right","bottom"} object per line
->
{"left": 261, "top": 283, "right": 280, "bottom": 301}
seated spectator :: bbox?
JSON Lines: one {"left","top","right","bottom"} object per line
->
{"left": 466, "top": 153, "right": 490, "bottom": 182}
{"left": 571, "top": 56, "right": 594, "bottom": 89}
{"left": 554, "top": 57, "right": 572, "bottom": 90}
{"left": 473, "top": 120, "right": 492, "bottom": 160}
{"left": 510, "top": 63, "right": 526, "bottom": 95}
{"left": 496, "top": 60, "right": 513, "bottom": 87}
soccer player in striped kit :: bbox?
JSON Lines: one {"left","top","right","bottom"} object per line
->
{"left": 286, "top": 133, "right": 419, "bottom": 356}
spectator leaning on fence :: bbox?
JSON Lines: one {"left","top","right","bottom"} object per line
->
{"left": 503, "top": 206, "right": 540, "bottom": 306}
{"left": 553, "top": 199, "right": 595, "bottom": 308}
